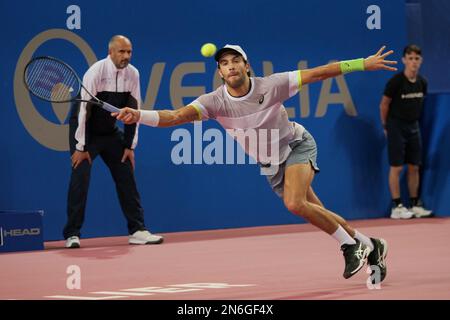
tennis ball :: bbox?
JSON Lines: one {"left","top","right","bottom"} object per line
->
{"left": 201, "top": 43, "right": 217, "bottom": 58}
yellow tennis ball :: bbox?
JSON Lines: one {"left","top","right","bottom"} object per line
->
{"left": 201, "top": 43, "right": 217, "bottom": 58}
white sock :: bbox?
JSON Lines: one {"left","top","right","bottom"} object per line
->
{"left": 331, "top": 225, "right": 356, "bottom": 246}
{"left": 354, "top": 230, "right": 374, "bottom": 251}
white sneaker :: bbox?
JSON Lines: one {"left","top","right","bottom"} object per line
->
{"left": 411, "top": 206, "right": 433, "bottom": 218}
{"left": 390, "top": 204, "right": 414, "bottom": 219}
{"left": 65, "top": 236, "right": 80, "bottom": 248}
{"left": 129, "top": 230, "right": 164, "bottom": 245}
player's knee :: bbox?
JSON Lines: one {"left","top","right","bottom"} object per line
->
{"left": 407, "top": 165, "right": 419, "bottom": 173}
{"left": 284, "top": 199, "right": 309, "bottom": 217}
{"left": 390, "top": 166, "right": 403, "bottom": 176}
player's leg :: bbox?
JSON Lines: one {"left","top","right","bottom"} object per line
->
{"left": 407, "top": 164, "right": 431, "bottom": 217}
{"left": 305, "top": 186, "right": 323, "bottom": 206}
{"left": 387, "top": 121, "right": 413, "bottom": 219}
{"left": 288, "top": 171, "right": 368, "bottom": 246}
{"left": 307, "top": 187, "right": 380, "bottom": 254}
{"left": 101, "top": 132, "right": 163, "bottom": 244}
{"left": 285, "top": 165, "right": 368, "bottom": 244}
{"left": 283, "top": 162, "right": 369, "bottom": 279}
{"left": 280, "top": 130, "right": 369, "bottom": 278}
{"left": 407, "top": 164, "right": 420, "bottom": 200}
{"left": 307, "top": 186, "right": 387, "bottom": 283}
{"left": 283, "top": 164, "right": 338, "bottom": 233}
{"left": 63, "top": 118, "right": 100, "bottom": 247}
{"left": 64, "top": 157, "right": 96, "bottom": 247}
{"left": 388, "top": 166, "right": 414, "bottom": 219}
{"left": 406, "top": 125, "right": 432, "bottom": 217}
{"left": 307, "top": 187, "right": 354, "bottom": 237}
{"left": 389, "top": 166, "right": 403, "bottom": 201}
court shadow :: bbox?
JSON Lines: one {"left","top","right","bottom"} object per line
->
{"left": 55, "top": 245, "right": 133, "bottom": 260}
{"left": 45, "top": 238, "right": 135, "bottom": 260}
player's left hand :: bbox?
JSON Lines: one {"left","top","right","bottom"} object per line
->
{"left": 364, "top": 46, "right": 398, "bottom": 71}
{"left": 122, "top": 148, "right": 135, "bottom": 171}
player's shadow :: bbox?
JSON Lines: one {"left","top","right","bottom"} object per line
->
{"left": 334, "top": 113, "right": 387, "bottom": 217}
{"left": 50, "top": 243, "right": 134, "bottom": 260}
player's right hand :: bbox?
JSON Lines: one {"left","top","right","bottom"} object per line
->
{"left": 112, "top": 107, "right": 140, "bottom": 124}
{"left": 71, "top": 151, "right": 92, "bottom": 169}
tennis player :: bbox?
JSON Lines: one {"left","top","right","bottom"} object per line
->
{"left": 113, "top": 45, "right": 395, "bottom": 281}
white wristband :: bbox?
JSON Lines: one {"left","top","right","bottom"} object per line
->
{"left": 139, "top": 110, "right": 160, "bottom": 127}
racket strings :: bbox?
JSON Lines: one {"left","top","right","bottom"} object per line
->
{"left": 27, "top": 60, "right": 47, "bottom": 97}
{"left": 26, "top": 58, "right": 80, "bottom": 102}
{"left": 27, "top": 59, "right": 55, "bottom": 98}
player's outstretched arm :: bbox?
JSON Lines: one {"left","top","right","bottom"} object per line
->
{"left": 301, "top": 46, "right": 397, "bottom": 85}
{"left": 112, "top": 105, "right": 201, "bottom": 127}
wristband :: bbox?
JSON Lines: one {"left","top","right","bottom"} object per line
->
{"left": 340, "top": 58, "right": 365, "bottom": 74}
{"left": 139, "top": 110, "right": 160, "bottom": 127}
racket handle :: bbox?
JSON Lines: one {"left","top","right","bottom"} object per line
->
{"left": 100, "top": 101, "right": 120, "bottom": 113}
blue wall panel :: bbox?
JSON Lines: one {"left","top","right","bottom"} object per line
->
{"left": 2, "top": 0, "right": 446, "bottom": 242}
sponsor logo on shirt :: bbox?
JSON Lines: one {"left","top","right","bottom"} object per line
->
{"left": 401, "top": 92, "right": 424, "bottom": 99}
{"left": 258, "top": 94, "right": 264, "bottom": 104}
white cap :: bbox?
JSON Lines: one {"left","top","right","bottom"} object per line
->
{"left": 214, "top": 44, "right": 248, "bottom": 62}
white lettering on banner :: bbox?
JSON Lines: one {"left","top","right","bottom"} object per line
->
{"left": 45, "top": 282, "right": 255, "bottom": 300}
{"left": 316, "top": 61, "right": 357, "bottom": 117}
{"left": 3, "top": 228, "right": 40, "bottom": 237}
{"left": 366, "top": 5, "right": 381, "bottom": 30}
{"left": 0, "top": 228, "right": 3, "bottom": 246}
{"left": 157, "top": 61, "right": 356, "bottom": 118}
{"left": 66, "top": 5, "right": 81, "bottom": 30}
{"left": 14, "top": 29, "right": 358, "bottom": 151}
{"left": 170, "top": 63, "right": 206, "bottom": 108}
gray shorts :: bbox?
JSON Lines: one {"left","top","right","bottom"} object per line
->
{"left": 264, "top": 130, "right": 320, "bottom": 198}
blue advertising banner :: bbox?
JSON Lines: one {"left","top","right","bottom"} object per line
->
{"left": 0, "top": 211, "right": 44, "bottom": 252}
{"left": 3, "top": 0, "right": 446, "bottom": 242}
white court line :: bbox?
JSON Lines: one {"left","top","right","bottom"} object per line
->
{"left": 45, "top": 295, "right": 126, "bottom": 300}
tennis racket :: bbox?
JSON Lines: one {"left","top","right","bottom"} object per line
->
{"left": 23, "top": 56, "right": 120, "bottom": 113}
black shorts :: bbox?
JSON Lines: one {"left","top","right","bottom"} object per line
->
{"left": 386, "top": 118, "right": 422, "bottom": 166}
